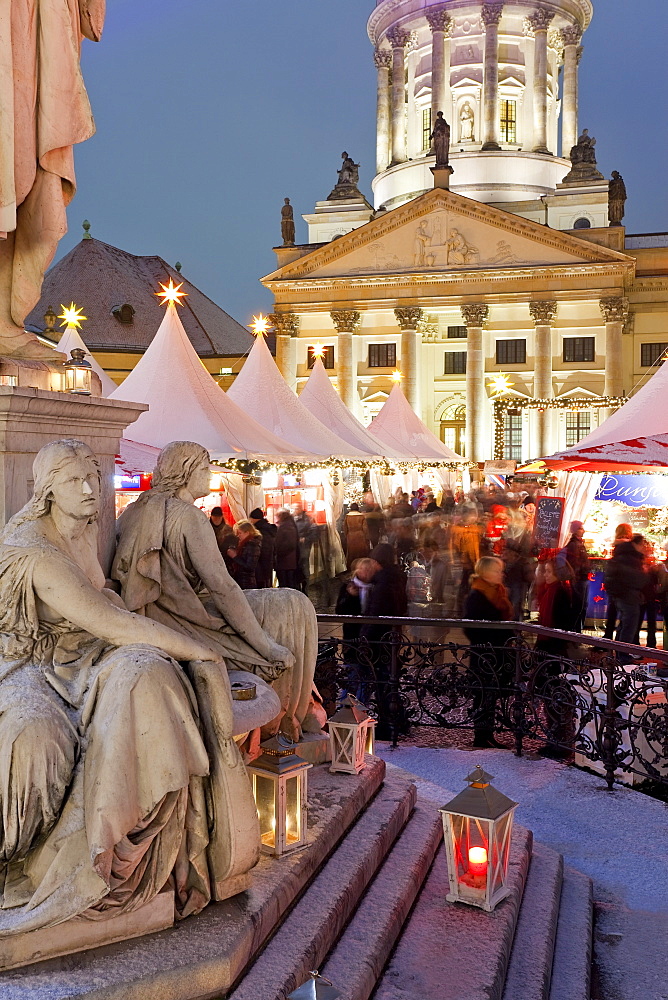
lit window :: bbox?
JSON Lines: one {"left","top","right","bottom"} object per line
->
{"left": 503, "top": 411, "right": 522, "bottom": 461}
{"left": 563, "top": 337, "right": 595, "bottom": 363}
{"left": 640, "top": 343, "right": 668, "bottom": 367}
{"left": 566, "top": 411, "right": 591, "bottom": 447}
{"left": 500, "top": 100, "right": 516, "bottom": 143}
{"left": 422, "top": 108, "right": 432, "bottom": 151}
{"left": 307, "top": 345, "right": 335, "bottom": 369}
{"left": 496, "top": 339, "right": 526, "bottom": 365}
{"left": 369, "top": 343, "right": 397, "bottom": 368}
{"left": 444, "top": 352, "right": 467, "bottom": 375}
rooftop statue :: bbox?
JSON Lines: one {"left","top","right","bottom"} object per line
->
{"left": 430, "top": 112, "right": 451, "bottom": 168}
{"left": 0, "top": 440, "right": 260, "bottom": 938}
{"left": 608, "top": 170, "right": 627, "bottom": 227}
{"left": 569, "top": 129, "right": 598, "bottom": 165}
{"left": 281, "top": 198, "right": 296, "bottom": 246}
{"left": 327, "top": 151, "right": 365, "bottom": 201}
{"left": 0, "top": 1, "right": 105, "bottom": 360}
{"left": 561, "top": 128, "right": 605, "bottom": 185}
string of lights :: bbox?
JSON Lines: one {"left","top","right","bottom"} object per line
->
{"left": 492, "top": 395, "right": 627, "bottom": 460}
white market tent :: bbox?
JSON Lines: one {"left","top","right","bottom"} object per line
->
{"left": 116, "top": 437, "right": 161, "bottom": 476}
{"left": 298, "top": 358, "right": 386, "bottom": 461}
{"left": 226, "top": 334, "right": 370, "bottom": 462}
{"left": 109, "top": 304, "right": 316, "bottom": 464}
{"left": 55, "top": 322, "right": 118, "bottom": 396}
{"left": 369, "top": 384, "right": 466, "bottom": 464}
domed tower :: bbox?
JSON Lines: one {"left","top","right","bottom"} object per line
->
{"left": 368, "top": 0, "right": 592, "bottom": 211}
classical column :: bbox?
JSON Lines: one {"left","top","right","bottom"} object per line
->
{"left": 330, "top": 309, "right": 361, "bottom": 411}
{"left": 374, "top": 49, "right": 392, "bottom": 173}
{"left": 522, "top": 19, "right": 536, "bottom": 151}
{"left": 529, "top": 8, "right": 554, "bottom": 153}
{"left": 461, "top": 303, "right": 489, "bottom": 461}
{"left": 481, "top": 4, "right": 503, "bottom": 151}
{"left": 600, "top": 297, "right": 628, "bottom": 398}
{"left": 530, "top": 300, "right": 557, "bottom": 456}
{"left": 427, "top": 9, "right": 453, "bottom": 127}
{"left": 269, "top": 312, "right": 299, "bottom": 389}
{"left": 388, "top": 27, "right": 410, "bottom": 164}
{"left": 394, "top": 306, "right": 423, "bottom": 413}
{"left": 560, "top": 24, "right": 582, "bottom": 157}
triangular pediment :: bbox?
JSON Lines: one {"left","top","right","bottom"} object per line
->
{"left": 264, "top": 188, "right": 632, "bottom": 284}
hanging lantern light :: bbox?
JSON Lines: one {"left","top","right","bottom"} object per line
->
{"left": 247, "top": 734, "right": 311, "bottom": 857}
{"left": 287, "top": 971, "right": 341, "bottom": 1000}
{"left": 439, "top": 766, "right": 517, "bottom": 912}
{"left": 62, "top": 348, "right": 93, "bottom": 395}
{"left": 328, "top": 695, "right": 376, "bottom": 775}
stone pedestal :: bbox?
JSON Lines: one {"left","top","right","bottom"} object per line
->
{"left": 431, "top": 165, "right": 454, "bottom": 190}
{"left": 0, "top": 387, "right": 147, "bottom": 571}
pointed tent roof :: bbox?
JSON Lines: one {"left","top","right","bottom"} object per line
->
{"left": 55, "top": 323, "right": 118, "bottom": 396}
{"left": 369, "top": 384, "right": 465, "bottom": 464}
{"left": 543, "top": 433, "right": 668, "bottom": 472}
{"left": 298, "top": 358, "right": 385, "bottom": 460}
{"left": 109, "top": 304, "right": 315, "bottom": 463}
{"left": 116, "top": 438, "right": 161, "bottom": 476}
{"left": 226, "top": 334, "right": 370, "bottom": 461}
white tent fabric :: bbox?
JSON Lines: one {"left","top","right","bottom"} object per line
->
{"left": 227, "top": 334, "right": 370, "bottom": 461}
{"left": 572, "top": 361, "right": 668, "bottom": 451}
{"left": 544, "top": 433, "right": 668, "bottom": 471}
{"left": 555, "top": 471, "right": 603, "bottom": 546}
{"left": 299, "top": 358, "right": 385, "bottom": 460}
{"left": 116, "top": 437, "right": 161, "bottom": 476}
{"left": 369, "top": 384, "right": 465, "bottom": 463}
{"left": 55, "top": 323, "right": 118, "bottom": 396}
{"left": 109, "top": 304, "right": 315, "bottom": 463}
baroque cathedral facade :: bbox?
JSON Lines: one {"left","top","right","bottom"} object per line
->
{"left": 262, "top": 0, "right": 668, "bottom": 464}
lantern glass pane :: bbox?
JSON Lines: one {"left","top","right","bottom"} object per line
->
{"left": 364, "top": 724, "right": 374, "bottom": 756}
{"left": 253, "top": 773, "right": 276, "bottom": 848}
{"left": 451, "top": 815, "right": 490, "bottom": 890}
{"left": 285, "top": 774, "right": 301, "bottom": 846}
{"left": 489, "top": 812, "right": 513, "bottom": 895}
{"left": 332, "top": 725, "right": 355, "bottom": 767}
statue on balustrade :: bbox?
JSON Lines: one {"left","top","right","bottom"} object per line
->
{"left": 561, "top": 128, "right": 604, "bottom": 184}
{"left": 328, "top": 152, "right": 364, "bottom": 201}
{"left": 608, "top": 171, "right": 627, "bottom": 227}
{"left": 281, "top": 198, "right": 296, "bottom": 246}
{"left": 0, "top": 440, "right": 265, "bottom": 939}
{"left": 430, "top": 111, "right": 451, "bottom": 168}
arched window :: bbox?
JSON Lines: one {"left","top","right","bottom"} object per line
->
{"left": 573, "top": 217, "right": 591, "bottom": 230}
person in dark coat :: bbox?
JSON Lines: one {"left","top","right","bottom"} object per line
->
{"left": 604, "top": 536, "right": 649, "bottom": 648}
{"left": 335, "top": 557, "right": 377, "bottom": 702}
{"left": 249, "top": 507, "right": 277, "bottom": 588}
{"left": 274, "top": 509, "right": 300, "bottom": 589}
{"left": 533, "top": 558, "right": 578, "bottom": 759}
{"left": 209, "top": 506, "right": 236, "bottom": 573}
{"left": 562, "top": 521, "right": 590, "bottom": 630}
{"left": 364, "top": 504, "right": 386, "bottom": 549}
{"left": 603, "top": 523, "right": 633, "bottom": 639}
{"left": 228, "top": 519, "right": 262, "bottom": 590}
{"left": 361, "top": 543, "right": 408, "bottom": 738}
{"left": 463, "top": 556, "right": 515, "bottom": 748}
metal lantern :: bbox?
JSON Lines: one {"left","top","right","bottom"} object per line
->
{"left": 63, "top": 348, "right": 92, "bottom": 394}
{"left": 328, "top": 695, "right": 376, "bottom": 774}
{"left": 439, "top": 766, "right": 518, "bottom": 912}
{"left": 288, "top": 971, "right": 341, "bottom": 1000}
{"left": 247, "top": 734, "right": 311, "bottom": 857}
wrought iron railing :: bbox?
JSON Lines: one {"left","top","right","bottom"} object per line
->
{"left": 316, "top": 615, "right": 668, "bottom": 791}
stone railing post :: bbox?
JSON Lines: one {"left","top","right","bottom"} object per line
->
{"left": 330, "top": 310, "right": 361, "bottom": 410}
{"left": 394, "top": 306, "right": 423, "bottom": 413}
{"left": 461, "top": 303, "right": 489, "bottom": 461}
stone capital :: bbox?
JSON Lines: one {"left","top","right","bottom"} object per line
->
{"left": 330, "top": 310, "right": 361, "bottom": 334}
{"left": 394, "top": 306, "right": 423, "bottom": 330}
{"left": 547, "top": 27, "right": 563, "bottom": 54}
{"left": 387, "top": 26, "right": 411, "bottom": 50}
{"left": 461, "top": 303, "right": 489, "bottom": 328}
{"left": 527, "top": 8, "right": 554, "bottom": 32}
{"left": 426, "top": 8, "right": 453, "bottom": 34}
{"left": 561, "top": 23, "right": 583, "bottom": 46}
{"left": 522, "top": 17, "right": 535, "bottom": 38}
{"left": 374, "top": 47, "right": 392, "bottom": 70}
{"left": 529, "top": 300, "right": 558, "bottom": 325}
{"left": 576, "top": 44, "right": 584, "bottom": 64}
{"left": 599, "top": 296, "right": 629, "bottom": 324}
{"left": 269, "top": 312, "right": 300, "bottom": 337}
{"left": 481, "top": 4, "right": 503, "bottom": 27}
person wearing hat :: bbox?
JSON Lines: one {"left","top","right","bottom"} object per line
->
{"left": 563, "top": 520, "right": 590, "bottom": 631}
{"left": 249, "top": 507, "right": 277, "bottom": 588}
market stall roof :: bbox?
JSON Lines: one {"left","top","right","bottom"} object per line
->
{"left": 55, "top": 323, "right": 118, "bottom": 396}
{"left": 369, "top": 384, "right": 466, "bottom": 464}
{"left": 298, "top": 358, "right": 386, "bottom": 461}
{"left": 109, "top": 304, "right": 315, "bottom": 463}
{"left": 226, "top": 334, "right": 370, "bottom": 461}
{"left": 116, "top": 438, "right": 161, "bottom": 476}
{"left": 542, "top": 433, "right": 668, "bottom": 472}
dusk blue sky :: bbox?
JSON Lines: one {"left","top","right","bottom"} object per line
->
{"left": 59, "top": 0, "right": 668, "bottom": 327}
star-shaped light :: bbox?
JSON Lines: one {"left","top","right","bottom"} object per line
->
{"left": 249, "top": 314, "right": 271, "bottom": 336}
{"left": 155, "top": 278, "right": 188, "bottom": 307}
{"left": 391, "top": 370, "right": 403, "bottom": 383}
{"left": 58, "top": 303, "right": 87, "bottom": 329}
{"left": 487, "top": 373, "right": 515, "bottom": 397}
{"left": 310, "top": 342, "right": 326, "bottom": 359}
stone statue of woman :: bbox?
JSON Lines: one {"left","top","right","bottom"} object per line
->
{"left": 0, "top": 0, "right": 105, "bottom": 359}
{"left": 430, "top": 112, "right": 451, "bottom": 168}
{"left": 112, "top": 441, "right": 324, "bottom": 743}
{"left": 459, "top": 102, "right": 475, "bottom": 142}
{"left": 0, "top": 440, "right": 261, "bottom": 940}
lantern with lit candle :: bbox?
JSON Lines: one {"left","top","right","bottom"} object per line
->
{"left": 62, "top": 348, "right": 93, "bottom": 395}
{"left": 439, "top": 766, "right": 517, "bottom": 912}
{"left": 287, "top": 971, "right": 341, "bottom": 1000}
{"left": 247, "top": 734, "right": 311, "bottom": 857}
{"left": 328, "top": 695, "right": 376, "bottom": 775}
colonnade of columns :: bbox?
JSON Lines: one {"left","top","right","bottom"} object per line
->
{"left": 374, "top": 5, "right": 584, "bottom": 169}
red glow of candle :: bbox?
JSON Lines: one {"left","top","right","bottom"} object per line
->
{"left": 468, "top": 846, "right": 488, "bottom": 876}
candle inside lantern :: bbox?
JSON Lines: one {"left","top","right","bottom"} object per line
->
{"left": 468, "top": 846, "right": 488, "bottom": 876}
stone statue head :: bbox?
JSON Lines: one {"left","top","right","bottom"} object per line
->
{"left": 284, "top": 197, "right": 290, "bottom": 205}
{"left": 153, "top": 441, "right": 211, "bottom": 500}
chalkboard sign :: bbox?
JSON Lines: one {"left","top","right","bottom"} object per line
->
{"left": 533, "top": 495, "right": 565, "bottom": 550}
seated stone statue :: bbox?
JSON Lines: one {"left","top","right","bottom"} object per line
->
{"left": 112, "top": 441, "right": 323, "bottom": 743}
{"left": 0, "top": 440, "right": 261, "bottom": 938}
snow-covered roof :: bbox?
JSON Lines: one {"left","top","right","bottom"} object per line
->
{"left": 543, "top": 433, "right": 668, "bottom": 472}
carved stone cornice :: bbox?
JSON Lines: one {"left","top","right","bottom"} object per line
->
{"left": 426, "top": 9, "right": 453, "bottom": 34}
{"left": 561, "top": 24, "right": 583, "bottom": 46}
{"left": 481, "top": 4, "right": 503, "bottom": 27}
{"left": 461, "top": 303, "right": 489, "bottom": 328}
{"left": 374, "top": 47, "right": 392, "bottom": 70}
{"left": 529, "top": 300, "right": 558, "bottom": 325}
{"left": 599, "top": 296, "right": 629, "bottom": 324}
{"left": 394, "top": 306, "right": 423, "bottom": 330}
{"left": 330, "top": 309, "right": 361, "bottom": 334}
{"left": 387, "top": 26, "right": 411, "bottom": 50}
{"left": 527, "top": 8, "right": 554, "bottom": 32}
{"left": 269, "top": 312, "right": 300, "bottom": 337}
{"left": 418, "top": 316, "right": 439, "bottom": 341}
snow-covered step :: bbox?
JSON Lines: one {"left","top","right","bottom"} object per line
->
{"left": 549, "top": 867, "right": 593, "bottom": 1000}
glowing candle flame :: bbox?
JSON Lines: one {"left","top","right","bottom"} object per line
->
{"left": 468, "top": 846, "right": 488, "bottom": 876}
